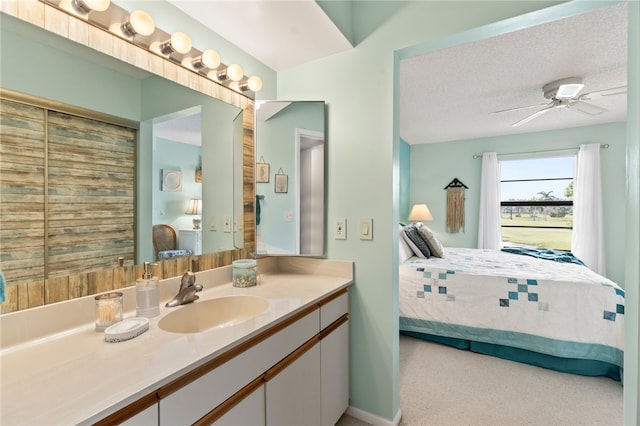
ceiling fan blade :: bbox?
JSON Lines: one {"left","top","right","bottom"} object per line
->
{"left": 511, "top": 104, "right": 555, "bottom": 127}
{"left": 568, "top": 101, "right": 608, "bottom": 116}
{"left": 489, "top": 102, "right": 552, "bottom": 115}
{"left": 582, "top": 85, "right": 627, "bottom": 98}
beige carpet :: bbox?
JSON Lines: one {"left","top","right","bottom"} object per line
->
{"left": 338, "top": 335, "right": 623, "bottom": 426}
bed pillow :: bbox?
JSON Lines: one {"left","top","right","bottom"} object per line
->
{"left": 415, "top": 222, "right": 444, "bottom": 258}
{"left": 399, "top": 224, "right": 414, "bottom": 263}
{"left": 402, "top": 225, "right": 431, "bottom": 258}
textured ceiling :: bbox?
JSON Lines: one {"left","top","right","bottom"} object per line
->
{"left": 169, "top": 2, "right": 628, "bottom": 146}
{"left": 399, "top": 2, "right": 628, "bottom": 145}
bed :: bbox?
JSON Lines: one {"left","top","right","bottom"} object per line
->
{"left": 398, "top": 226, "right": 625, "bottom": 381}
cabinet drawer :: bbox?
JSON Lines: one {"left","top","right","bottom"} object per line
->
{"left": 320, "top": 290, "right": 348, "bottom": 329}
{"left": 159, "top": 308, "right": 320, "bottom": 425}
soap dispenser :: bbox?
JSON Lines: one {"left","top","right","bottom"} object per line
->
{"left": 136, "top": 262, "right": 160, "bottom": 318}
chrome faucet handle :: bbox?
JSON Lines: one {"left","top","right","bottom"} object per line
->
{"left": 165, "top": 272, "right": 203, "bottom": 307}
{"left": 180, "top": 271, "right": 197, "bottom": 290}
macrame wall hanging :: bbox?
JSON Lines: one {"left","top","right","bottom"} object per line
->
{"left": 444, "top": 178, "right": 468, "bottom": 233}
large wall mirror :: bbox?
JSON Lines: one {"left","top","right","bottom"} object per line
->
{"left": 255, "top": 101, "right": 325, "bottom": 256}
{"left": 0, "top": 5, "right": 254, "bottom": 313}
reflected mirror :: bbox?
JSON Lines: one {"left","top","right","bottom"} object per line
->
{"left": 0, "top": 9, "right": 253, "bottom": 313}
{"left": 255, "top": 101, "right": 325, "bottom": 256}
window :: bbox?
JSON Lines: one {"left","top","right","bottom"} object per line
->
{"left": 500, "top": 155, "right": 574, "bottom": 250}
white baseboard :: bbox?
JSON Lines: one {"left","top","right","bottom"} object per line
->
{"left": 344, "top": 406, "right": 402, "bottom": 426}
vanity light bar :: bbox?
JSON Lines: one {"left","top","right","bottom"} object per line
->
{"left": 43, "top": 0, "right": 262, "bottom": 95}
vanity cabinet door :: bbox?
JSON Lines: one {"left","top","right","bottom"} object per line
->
{"left": 265, "top": 342, "right": 321, "bottom": 426}
{"left": 321, "top": 318, "right": 349, "bottom": 426}
{"left": 212, "top": 383, "right": 265, "bottom": 426}
{"left": 120, "top": 403, "right": 158, "bottom": 426}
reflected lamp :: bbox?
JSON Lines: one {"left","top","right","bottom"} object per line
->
{"left": 185, "top": 199, "right": 202, "bottom": 229}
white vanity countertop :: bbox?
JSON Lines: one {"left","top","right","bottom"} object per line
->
{"left": 0, "top": 257, "right": 353, "bottom": 425}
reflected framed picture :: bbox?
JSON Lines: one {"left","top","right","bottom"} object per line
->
{"left": 275, "top": 173, "right": 288, "bottom": 193}
{"left": 256, "top": 162, "right": 270, "bottom": 183}
{"left": 162, "top": 169, "right": 182, "bottom": 192}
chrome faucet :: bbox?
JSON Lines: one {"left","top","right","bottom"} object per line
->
{"left": 165, "top": 271, "right": 203, "bottom": 307}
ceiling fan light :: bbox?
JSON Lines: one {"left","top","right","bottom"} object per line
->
{"left": 556, "top": 83, "right": 584, "bottom": 99}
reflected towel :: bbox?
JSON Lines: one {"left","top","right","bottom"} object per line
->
{"left": 256, "top": 195, "right": 262, "bottom": 226}
{"left": 0, "top": 270, "right": 5, "bottom": 304}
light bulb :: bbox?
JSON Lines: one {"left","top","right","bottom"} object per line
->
{"left": 240, "top": 76, "right": 263, "bottom": 92}
{"left": 122, "top": 10, "right": 155, "bottom": 37}
{"left": 226, "top": 64, "right": 244, "bottom": 82}
{"left": 160, "top": 32, "right": 192, "bottom": 55}
{"left": 72, "top": 0, "right": 110, "bottom": 13}
{"left": 192, "top": 49, "right": 220, "bottom": 70}
{"left": 247, "top": 76, "right": 263, "bottom": 92}
{"left": 171, "top": 32, "right": 192, "bottom": 54}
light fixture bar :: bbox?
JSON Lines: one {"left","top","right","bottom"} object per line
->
{"left": 44, "top": 0, "right": 262, "bottom": 95}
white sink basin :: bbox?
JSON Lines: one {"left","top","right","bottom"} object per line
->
{"left": 158, "top": 295, "right": 269, "bottom": 333}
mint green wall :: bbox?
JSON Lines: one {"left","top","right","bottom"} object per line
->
{"left": 278, "top": 1, "right": 568, "bottom": 421}
{"left": 409, "top": 122, "right": 627, "bottom": 286}
{"left": 256, "top": 102, "right": 324, "bottom": 253}
{"left": 399, "top": 139, "right": 411, "bottom": 223}
{"left": 153, "top": 138, "right": 202, "bottom": 234}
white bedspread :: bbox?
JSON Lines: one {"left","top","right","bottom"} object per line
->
{"left": 399, "top": 248, "right": 625, "bottom": 367}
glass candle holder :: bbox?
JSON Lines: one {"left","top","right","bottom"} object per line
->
{"left": 95, "top": 292, "right": 123, "bottom": 331}
{"left": 232, "top": 259, "right": 257, "bottom": 288}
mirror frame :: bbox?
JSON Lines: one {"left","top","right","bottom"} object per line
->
{"left": 0, "top": 1, "right": 255, "bottom": 313}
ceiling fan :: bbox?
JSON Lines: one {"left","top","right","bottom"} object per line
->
{"left": 490, "top": 77, "right": 627, "bottom": 127}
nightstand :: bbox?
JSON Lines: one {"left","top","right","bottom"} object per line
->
{"left": 178, "top": 229, "right": 202, "bottom": 255}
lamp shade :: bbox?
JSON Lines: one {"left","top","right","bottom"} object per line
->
{"left": 408, "top": 204, "right": 433, "bottom": 221}
{"left": 185, "top": 199, "right": 202, "bottom": 215}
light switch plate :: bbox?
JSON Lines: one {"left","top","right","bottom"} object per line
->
{"left": 210, "top": 216, "right": 217, "bottom": 231}
{"left": 335, "top": 218, "right": 346, "bottom": 240}
{"left": 360, "top": 218, "right": 373, "bottom": 240}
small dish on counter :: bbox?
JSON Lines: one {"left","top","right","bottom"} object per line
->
{"left": 104, "top": 317, "right": 149, "bottom": 343}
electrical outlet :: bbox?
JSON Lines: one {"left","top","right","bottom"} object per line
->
{"left": 224, "top": 216, "right": 231, "bottom": 233}
{"left": 335, "top": 218, "right": 346, "bottom": 240}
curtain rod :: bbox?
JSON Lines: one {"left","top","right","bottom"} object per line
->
{"left": 472, "top": 144, "right": 609, "bottom": 159}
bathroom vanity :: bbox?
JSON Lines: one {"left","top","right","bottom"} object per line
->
{"left": 0, "top": 257, "right": 353, "bottom": 425}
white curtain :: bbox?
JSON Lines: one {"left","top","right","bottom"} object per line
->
{"left": 478, "top": 152, "right": 502, "bottom": 249}
{"left": 572, "top": 143, "right": 605, "bottom": 275}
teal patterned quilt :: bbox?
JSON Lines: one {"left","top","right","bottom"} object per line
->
{"left": 399, "top": 248, "right": 624, "bottom": 370}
